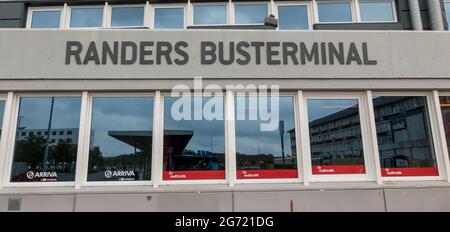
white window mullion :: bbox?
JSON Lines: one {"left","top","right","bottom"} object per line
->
{"left": 152, "top": 91, "right": 163, "bottom": 188}
{"left": 102, "top": 2, "right": 109, "bottom": 28}
{"left": 145, "top": 1, "right": 150, "bottom": 28}
{"left": 298, "top": 90, "right": 311, "bottom": 186}
{"left": 225, "top": 90, "right": 236, "bottom": 186}
{"left": 229, "top": 0, "right": 235, "bottom": 25}
{"left": 366, "top": 90, "right": 383, "bottom": 184}
{"left": 354, "top": 0, "right": 362, "bottom": 22}
{"left": 75, "top": 91, "right": 90, "bottom": 190}
{"left": 2, "top": 93, "right": 20, "bottom": 187}
{"left": 433, "top": 90, "right": 450, "bottom": 183}
{"left": 0, "top": 92, "right": 15, "bottom": 189}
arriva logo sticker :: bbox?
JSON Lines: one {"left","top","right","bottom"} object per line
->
{"left": 26, "top": 171, "right": 58, "bottom": 179}
{"left": 104, "top": 170, "right": 135, "bottom": 178}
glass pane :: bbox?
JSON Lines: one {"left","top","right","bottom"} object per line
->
{"left": 194, "top": 5, "right": 227, "bottom": 25}
{"left": 445, "top": 3, "right": 450, "bottom": 30}
{"left": 307, "top": 99, "right": 366, "bottom": 175}
{"left": 31, "top": 11, "right": 61, "bottom": 28}
{"left": 440, "top": 96, "right": 450, "bottom": 161}
{"left": 318, "top": 2, "right": 352, "bottom": 23}
{"left": 11, "top": 97, "right": 81, "bottom": 182}
{"left": 235, "top": 4, "right": 268, "bottom": 24}
{"left": 111, "top": 7, "right": 144, "bottom": 27}
{"left": 373, "top": 96, "right": 438, "bottom": 177}
{"left": 70, "top": 8, "right": 103, "bottom": 28}
{"left": 278, "top": 5, "right": 309, "bottom": 30}
{"left": 87, "top": 97, "right": 153, "bottom": 182}
{"left": 163, "top": 96, "right": 225, "bottom": 180}
{"left": 155, "top": 8, "right": 184, "bottom": 29}
{"left": 359, "top": 2, "right": 394, "bottom": 22}
{"left": 235, "top": 96, "right": 298, "bottom": 179}
{"left": 0, "top": 100, "right": 5, "bottom": 139}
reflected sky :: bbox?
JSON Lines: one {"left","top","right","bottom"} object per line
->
{"left": 164, "top": 96, "right": 225, "bottom": 154}
{"left": 70, "top": 8, "right": 103, "bottom": 28}
{"left": 359, "top": 2, "right": 394, "bottom": 22}
{"left": 307, "top": 99, "right": 358, "bottom": 122}
{"left": 90, "top": 97, "right": 153, "bottom": 157}
{"left": 17, "top": 97, "right": 81, "bottom": 130}
{"left": 0, "top": 100, "right": 5, "bottom": 132}
{"left": 111, "top": 7, "right": 144, "bottom": 27}
{"left": 155, "top": 8, "right": 184, "bottom": 29}
{"left": 31, "top": 11, "right": 61, "bottom": 28}
{"left": 446, "top": 3, "right": 450, "bottom": 30}
{"left": 317, "top": 2, "right": 352, "bottom": 23}
{"left": 235, "top": 96, "right": 295, "bottom": 158}
{"left": 235, "top": 4, "right": 268, "bottom": 24}
{"left": 194, "top": 5, "right": 227, "bottom": 25}
{"left": 278, "top": 5, "right": 309, "bottom": 30}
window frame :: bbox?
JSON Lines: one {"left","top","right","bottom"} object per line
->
{"left": 106, "top": 4, "right": 147, "bottom": 29}
{"left": 232, "top": 92, "right": 303, "bottom": 184}
{"left": 158, "top": 92, "right": 229, "bottom": 185}
{"left": 233, "top": 1, "right": 270, "bottom": 25}
{"left": 274, "top": 1, "right": 313, "bottom": 30}
{"left": 370, "top": 91, "right": 447, "bottom": 181}
{"left": 314, "top": 0, "right": 356, "bottom": 24}
{"left": 26, "top": 6, "right": 64, "bottom": 29}
{"left": 80, "top": 92, "right": 156, "bottom": 187}
{"left": 66, "top": 4, "right": 106, "bottom": 29}
{"left": 2, "top": 93, "right": 83, "bottom": 188}
{"left": 191, "top": 2, "right": 230, "bottom": 26}
{"left": 356, "top": 0, "right": 397, "bottom": 23}
{"left": 151, "top": 3, "right": 187, "bottom": 30}
{"left": 300, "top": 92, "right": 376, "bottom": 182}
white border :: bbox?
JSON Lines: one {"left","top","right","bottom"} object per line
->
{"left": 301, "top": 92, "right": 375, "bottom": 182}
{"left": 150, "top": 3, "right": 187, "bottom": 30}
{"left": 26, "top": 6, "right": 64, "bottom": 29}
{"left": 107, "top": 4, "right": 146, "bottom": 28}
{"left": 190, "top": 2, "right": 229, "bottom": 26}
{"left": 274, "top": 1, "right": 313, "bottom": 30}
{"left": 65, "top": 4, "right": 105, "bottom": 29}
{"left": 233, "top": 1, "right": 270, "bottom": 25}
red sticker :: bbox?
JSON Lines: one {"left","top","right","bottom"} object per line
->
{"left": 312, "top": 165, "right": 366, "bottom": 175}
{"left": 163, "top": 170, "right": 225, "bottom": 180}
{"left": 237, "top": 169, "right": 298, "bottom": 179}
{"left": 381, "top": 167, "right": 439, "bottom": 177}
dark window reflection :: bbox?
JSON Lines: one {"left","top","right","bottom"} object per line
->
{"left": 235, "top": 96, "right": 298, "bottom": 179}
{"left": 163, "top": 96, "right": 225, "bottom": 180}
{"left": 374, "top": 96, "right": 438, "bottom": 176}
{"left": 87, "top": 97, "right": 153, "bottom": 182}
{"left": 440, "top": 96, "right": 450, "bottom": 159}
{"left": 307, "top": 99, "right": 366, "bottom": 175}
{"left": 11, "top": 97, "right": 81, "bottom": 182}
{"left": 0, "top": 100, "right": 5, "bottom": 139}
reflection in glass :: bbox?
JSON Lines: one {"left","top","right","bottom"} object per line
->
{"left": 235, "top": 4, "right": 268, "bottom": 24}
{"left": 235, "top": 96, "right": 298, "bottom": 179}
{"left": 317, "top": 2, "right": 352, "bottom": 23}
{"left": 307, "top": 99, "right": 365, "bottom": 175}
{"left": 31, "top": 11, "right": 61, "bottom": 28}
{"left": 70, "top": 8, "right": 103, "bottom": 28}
{"left": 440, "top": 96, "right": 450, "bottom": 161}
{"left": 163, "top": 96, "right": 225, "bottom": 180}
{"left": 0, "top": 100, "right": 4, "bottom": 139}
{"left": 193, "top": 5, "right": 227, "bottom": 25}
{"left": 278, "top": 5, "right": 309, "bottom": 30}
{"left": 359, "top": 2, "right": 394, "bottom": 22}
{"left": 155, "top": 8, "right": 184, "bottom": 29}
{"left": 11, "top": 97, "right": 81, "bottom": 182}
{"left": 87, "top": 97, "right": 153, "bottom": 182}
{"left": 373, "top": 96, "right": 438, "bottom": 176}
{"left": 111, "top": 7, "right": 144, "bottom": 27}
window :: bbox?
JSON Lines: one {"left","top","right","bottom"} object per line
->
{"left": 306, "top": 98, "right": 366, "bottom": 175}
{"left": 110, "top": 6, "right": 145, "bottom": 27}
{"left": 317, "top": 2, "right": 352, "bottom": 23}
{"left": 373, "top": 96, "right": 438, "bottom": 177}
{"left": 30, "top": 10, "right": 61, "bottom": 28}
{"left": 154, "top": 7, "right": 184, "bottom": 29}
{"left": 60, "top": 131, "right": 64, "bottom": 135}
{"left": 10, "top": 97, "right": 81, "bottom": 182}
{"left": 445, "top": 2, "right": 450, "bottom": 30}
{"left": 277, "top": 5, "right": 309, "bottom": 30}
{"left": 439, "top": 96, "right": 450, "bottom": 158}
{"left": 87, "top": 97, "right": 153, "bottom": 182}
{"left": 235, "top": 4, "right": 268, "bottom": 24}
{"left": 193, "top": 4, "right": 227, "bottom": 25}
{"left": 359, "top": 1, "right": 395, "bottom": 22}
{"left": 70, "top": 7, "right": 104, "bottom": 28}
{"left": 163, "top": 96, "right": 225, "bottom": 181}
{"left": 0, "top": 100, "right": 4, "bottom": 139}
{"left": 235, "top": 96, "right": 298, "bottom": 179}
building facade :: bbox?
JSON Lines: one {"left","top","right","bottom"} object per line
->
{"left": 0, "top": 0, "right": 450, "bottom": 212}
